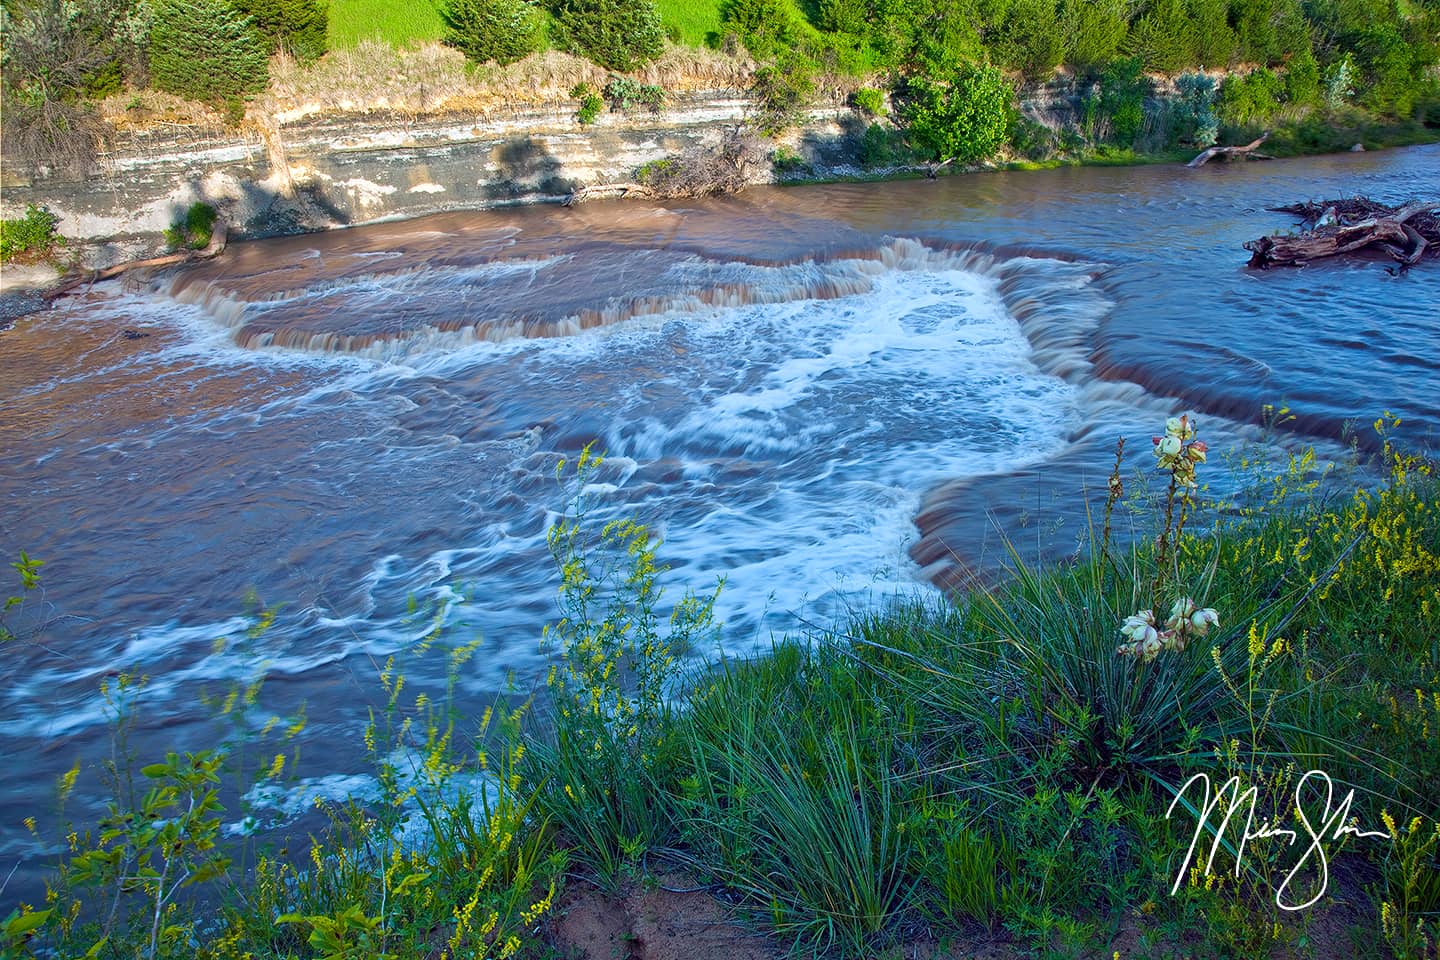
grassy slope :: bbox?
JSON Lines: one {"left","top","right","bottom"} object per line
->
{"left": 325, "top": 0, "right": 728, "bottom": 50}
{"left": 326, "top": 0, "right": 445, "bottom": 49}
{"left": 15, "top": 429, "right": 1440, "bottom": 958}
{"left": 655, "top": 0, "right": 724, "bottom": 46}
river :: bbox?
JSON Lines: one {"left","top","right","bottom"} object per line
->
{"left": 2, "top": 145, "right": 1437, "bottom": 899}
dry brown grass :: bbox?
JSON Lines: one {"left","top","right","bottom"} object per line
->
{"left": 97, "top": 89, "right": 227, "bottom": 131}
{"left": 260, "top": 41, "right": 755, "bottom": 122}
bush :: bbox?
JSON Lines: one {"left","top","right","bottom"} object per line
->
{"left": 851, "top": 86, "right": 887, "bottom": 116}
{"left": 898, "top": 61, "right": 1012, "bottom": 165}
{"left": 163, "top": 202, "right": 218, "bottom": 251}
{"left": 995, "top": 0, "right": 1065, "bottom": 80}
{"left": 0, "top": 205, "right": 64, "bottom": 262}
{"left": 570, "top": 81, "right": 604, "bottom": 123}
{"left": 440, "top": 0, "right": 543, "bottom": 66}
{"left": 0, "top": 0, "right": 123, "bottom": 176}
{"left": 1092, "top": 55, "right": 1150, "bottom": 144}
{"left": 1172, "top": 72, "right": 1218, "bottom": 146}
{"left": 547, "top": 0, "right": 665, "bottom": 72}
{"left": 602, "top": 75, "right": 665, "bottom": 112}
{"left": 1285, "top": 43, "right": 1321, "bottom": 107}
{"left": 230, "top": 0, "right": 328, "bottom": 62}
{"left": 1126, "top": 0, "right": 1197, "bottom": 74}
{"left": 858, "top": 121, "right": 895, "bottom": 164}
{"left": 148, "top": 0, "right": 269, "bottom": 111}
{"left": 1216, "top": 67, "right": 1283, "bottom": 127}
{"left": 750, "top": 54, "right": 815, "bottom": 136}
{"left": 720, "top": 0, "right": 799, "bottom": 61}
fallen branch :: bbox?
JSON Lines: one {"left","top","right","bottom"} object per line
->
{"left": 44, "top": 222, "right": 228, "bottom": 301}
{"left": 1244, "top": 198, "right": 1439, "bottom": 269}
{"left": 1187, "top": 132, "right": 1271, "bottom": 168}
{"left": 563, "top": 183, "right": 655, "bottom": 206}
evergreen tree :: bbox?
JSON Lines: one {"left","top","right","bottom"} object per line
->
{"left": 1061, "top": 0, "right": 1129, "bottom": 69}
{"left": 441, "top": 0, "right": 544, "bottom": 65}
{"left": 149, "top": 0, "right": 269, "bottom": 108}
{"left": 1127, "top": 0, "right": 1197, "bottom": 73}
{"left": 1283, "top": 41, "right": 1320, "bottom": 105}
{"left": 229, "top": 0, "right": 328, "bottom": 63}
{"left": 996, "top": 0, "right": 1065, "bottom": 79}
{"left": 1187, "top": 0, "right": 1235, "bottom": 67}
{"left": 548, "top": 0, "right": 664, "bottom": 71}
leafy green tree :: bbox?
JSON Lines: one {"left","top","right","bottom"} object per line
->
{"left": 1095, "top": 55, "right": 1149, "bottom": 143}
{"left": 441, "top": 0, "right": 544, "bottom": 65}
{"left": 548, "top": 0, "right": 664, "bottom": 71}
{"left": 149, "top": 0, "right": 269, "bottom": 110}
{"left": 899, "top": 61, "right": 1012, "bottom": 164}
{"left": 229, "top": 0, "right": 328, "bottom": 63}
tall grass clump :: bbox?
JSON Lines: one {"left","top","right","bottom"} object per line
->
{"left": 6, "top": 598, "right": 563, "bottom": 959}
{"left": 523, "top": 444, "right": 721, "bottom": 886}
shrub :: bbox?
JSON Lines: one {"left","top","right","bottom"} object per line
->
{"left": 1173, "top": 72, "right": 1218, "bottom": 146}
{"left": 163, "top": 201, "right": 218, "bottom": 251}
{"left": 0, "top": 205, "right": 64, "bottom": 262}
{"left": 769, "top": 145, "right": 807, "bottom": 173}
{"left": 720, "top": 0, "right": 799, "bottom": 61}
{"left": 851, "top": 86, "right": 887, "bottom": 116}
{"left": 1092, "top": 55, "right": 1150, "bottom": 144}
{"left": 1188, "top": 0, "right": 1236, "bottom": 67}
{"left": 440, "top": 0, "right": 543, "bottom": 66}
{"left": 1216, "top": 67, "right": 1282, "bottom": 127}
{"left": 570, "top": 81, "right": 604, "bottom": 123}
{"left": 602, "top": 74, "right": 665, "bottom": 112}
{"left": 750, "top": 54, "right": 815, "bottom": 136}
{"left": 230, "top": 0, "right": 328, "bottom": 62}
{"left": 0, "top": 0, "right": 124, "bottom": 176}
{"left": 1285, "top": 43, "right": 1321, "bottom": 107}
{"left": 995, "top": 0, "right": 1065, "bottom": 80}
{"left": 548, "top": 0, "right": 665, "bottom": 72}
{"left": 148, "top": 0, "right": 269, "bottom": 111}
{"left": 899, "top": 61, "right": 1013, "bottom": 165}
{"left": 859, "top": 120, "right": 895, "bottom": 164}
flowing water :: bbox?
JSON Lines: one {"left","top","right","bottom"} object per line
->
{"left": 2, "top": 145, "right": 1438, "bottom": 896}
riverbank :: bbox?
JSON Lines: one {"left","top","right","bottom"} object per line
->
{"left": 8, "top": 422, "right": 1437, "bottom": 959}
{"left": 3, "top": 69, "right": 1436, "bottom": 326}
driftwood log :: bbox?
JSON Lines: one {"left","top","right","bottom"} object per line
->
{"left": 43, "top": 222, "right": 229, "bottom": 301}
{"left": 1187, "top": 132, "right": 1273, "bottom": 168}
{"left": 1244, "top": 199, "right": 1440, "bottom": 269}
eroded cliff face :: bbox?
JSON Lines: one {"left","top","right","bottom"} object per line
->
{"left": 0, "top": 93, "right": 772, "bottom": 277}
{"left": 0, "top": 79, "right": 1104, "bottom": 294}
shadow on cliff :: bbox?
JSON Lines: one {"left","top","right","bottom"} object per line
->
{"left": 484, "top": 137, "right": 577, "bottom": 201}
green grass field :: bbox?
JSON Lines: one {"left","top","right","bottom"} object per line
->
{"left": 655, "top": 0, "right": 724, "bottom": 46}
{"left": 325, "top": 0, "right": 726, "bottom": 51}
{"left": 326, "top": 0, "right": 446, "bottom": 49}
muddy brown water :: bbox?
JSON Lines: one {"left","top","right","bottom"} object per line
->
{"left": 2, "top": 146, "right": 1437, "bottom": 902}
